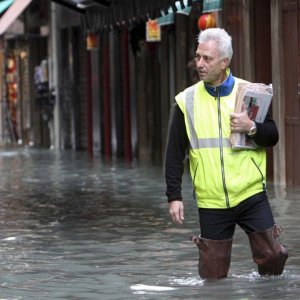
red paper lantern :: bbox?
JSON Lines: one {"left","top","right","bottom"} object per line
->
{"left": 7, "top": 58, "right": 16, "bottom": 72}
{"left": 198, "top": 13, "right": 216, "bottom": 31}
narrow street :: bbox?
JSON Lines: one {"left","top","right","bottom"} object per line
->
{"left": 0, "top": 148, "right": 299, "bottom": 299}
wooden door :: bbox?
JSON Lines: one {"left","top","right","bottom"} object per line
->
{"left": 254, "top": 0, "right": 274, "bottom": 181}
{"left": 283, "top": 0, "right": 300, "bottom": 186}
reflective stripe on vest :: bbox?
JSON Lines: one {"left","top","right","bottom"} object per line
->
{"left": 185, "top": 85, "right": 231, "bottom": 149}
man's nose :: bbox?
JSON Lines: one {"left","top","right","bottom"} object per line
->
{"left": 196, "top": 58, "right": 204, "bottom": 68}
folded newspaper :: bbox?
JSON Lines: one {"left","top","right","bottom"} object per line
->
{"left": 229, "top": 82, "right": 273, "bottom": 149}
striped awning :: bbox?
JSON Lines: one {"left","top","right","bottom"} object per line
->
{"left": 0, "top": 0, "right": 14, "bottom": 15}
{"left": 0, "top": 0, "right": 32, "bottom": 35}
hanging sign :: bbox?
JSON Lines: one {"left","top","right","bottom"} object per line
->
{"left": 203, "top": 0, "right": 222, "bottom": 13}
{"left": 146, "top": 19, "right": 161, "bottom": 42}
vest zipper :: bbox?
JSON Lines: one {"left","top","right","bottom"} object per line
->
{"left": 251, "top": 157, "right": 267, "bottom": 192}
{"left": 216, "top": 88, "right": 230, "bottom": 208}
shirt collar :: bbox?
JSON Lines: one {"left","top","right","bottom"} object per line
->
{"left": 204, "top": 69, "right": 235, "bottom": 97}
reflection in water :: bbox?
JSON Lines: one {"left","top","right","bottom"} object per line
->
{"left": 0, "top": 148, "right": 299, "bottom": 299}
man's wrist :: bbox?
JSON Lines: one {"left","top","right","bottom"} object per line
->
{"left": 247, "top": 121, "right": 257, "bottom": 137}
{"left": 168, "top": 198, "right": 182, "bottom": 203}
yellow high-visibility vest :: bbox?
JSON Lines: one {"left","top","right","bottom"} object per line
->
{"left": 175, "top": 78, "right": 267, "bottom": 209}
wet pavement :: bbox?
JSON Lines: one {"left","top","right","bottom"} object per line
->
{"left": 0, "top": 148, "right": 299, "bottom": 299}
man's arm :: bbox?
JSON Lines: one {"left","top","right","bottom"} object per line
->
{"left": 165, "top": 104, "right": 189, "bottom": 224}
{"left": 230, "top": 106, "right": 279, "bottom": 147}
{"left": 253, "top": 113, "right": 279, "bottom": 147}
{"left": 165, "top": 104, "right": 189, "bottom": 201}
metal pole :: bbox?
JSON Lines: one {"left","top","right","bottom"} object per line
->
{"left": 103, "top": 32, "right": 111, "bottom": 158}
{"left": 86, "top": 50, "right": 93, "bottom": 157}
{"left": 50, "top": 2, "right": 61, "bottom": 150}
{"left": 122, "top": 27, "right": 132, "bottom": 162}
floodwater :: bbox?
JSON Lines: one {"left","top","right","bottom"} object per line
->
{"left": 0, "top": 148, "right": 299, "bottom": 300}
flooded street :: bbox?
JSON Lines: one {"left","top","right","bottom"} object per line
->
{"left": 0, "top": 148, "right": 299, "bottom": 299}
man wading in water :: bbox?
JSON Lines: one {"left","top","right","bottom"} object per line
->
{"left": 165, "top": 28, "right": 288, "bottom": 279}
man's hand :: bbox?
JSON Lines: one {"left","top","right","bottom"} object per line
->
{"left": 230, "top": 104, "right": 253, "bottom": 133}
{"left": 168, "top": 200, "right": 184, "bottom": 224}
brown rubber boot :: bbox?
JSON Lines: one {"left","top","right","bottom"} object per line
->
{"left": 248, "top": 225, "right": 288, "bottom": 276}
{"left": 191, "top": 236, "right": 233, "bottom": 279}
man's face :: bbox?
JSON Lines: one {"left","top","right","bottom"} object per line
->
{"left": 195, "top": 40, "right": 228, "bottom": 86}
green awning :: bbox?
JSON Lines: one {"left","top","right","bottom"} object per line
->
{"left": 82, "top": 0, "right": 198, "bottom": 33}
{"left": 0, "top": 0, "right": 14, "bottom": 15}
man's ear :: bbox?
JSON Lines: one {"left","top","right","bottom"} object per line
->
{"left": 221, "top": 58, "right": 229, "bottom": 70}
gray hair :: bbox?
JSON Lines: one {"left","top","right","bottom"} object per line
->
{"left": 198, "top": 28, "right": 233, "bottom": 64}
